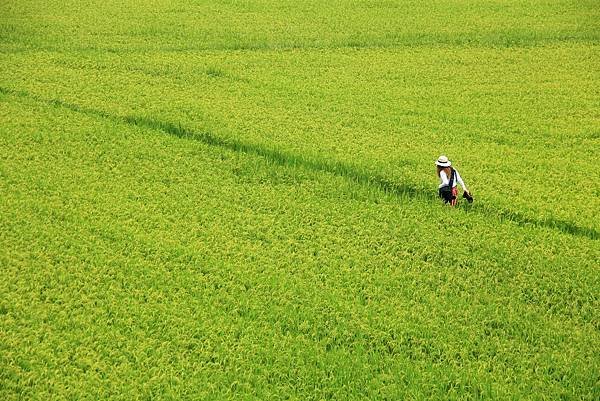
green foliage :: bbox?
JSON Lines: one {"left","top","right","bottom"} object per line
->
{"left": 1, "top": 1, "right": 599, "bottom": 400}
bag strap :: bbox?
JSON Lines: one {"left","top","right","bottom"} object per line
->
{"left": 448, "top": 168, "right": 456, "bottom": 188}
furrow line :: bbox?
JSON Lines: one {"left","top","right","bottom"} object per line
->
{"left": 0, "top": 86, "right": 596, "bottom": 240}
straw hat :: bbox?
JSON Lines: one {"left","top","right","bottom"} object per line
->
{"left": 435, "top": 155, "right": 451, "bottom": 167}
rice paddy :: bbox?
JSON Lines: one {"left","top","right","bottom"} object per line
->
{"left": 1, "top": 1, "right": 599, "bottom": 400}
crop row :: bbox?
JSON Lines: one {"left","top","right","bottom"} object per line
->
{"left": 1, "top": 0, "right": 598, "bottom": 52}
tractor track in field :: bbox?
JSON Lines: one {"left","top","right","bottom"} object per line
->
{"left": 1, "top": 85, "right": 597, "bottom": 241}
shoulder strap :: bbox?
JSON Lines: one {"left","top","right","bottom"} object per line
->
{"left": 449, "top": 168, "right": 456, "bottom": 187}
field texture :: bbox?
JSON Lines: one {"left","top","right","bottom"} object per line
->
{"left": 1, "top": 1, "right": 599, "bottom": 400}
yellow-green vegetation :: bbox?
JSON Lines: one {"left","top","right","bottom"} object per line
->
{"left": 1, "top": 1, "right": 598, "bottom": 400}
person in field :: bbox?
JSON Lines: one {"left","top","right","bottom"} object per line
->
{"left": 435, "top": 155, "right": 473, "bottom": 206}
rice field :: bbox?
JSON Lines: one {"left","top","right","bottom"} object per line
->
{"left": 1, "top": 1, "right": 599, "bottom": 400}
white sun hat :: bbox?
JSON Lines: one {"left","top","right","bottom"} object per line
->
{"left": 435, "top": 155, "right": 452, "bottom": 167}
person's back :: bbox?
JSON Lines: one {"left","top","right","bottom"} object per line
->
{"left": 435, "top": 155, "right": 472, "bottom": 206}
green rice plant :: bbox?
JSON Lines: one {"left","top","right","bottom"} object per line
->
{"left": 1, "top": 1, "right": 599, "bottom": 400}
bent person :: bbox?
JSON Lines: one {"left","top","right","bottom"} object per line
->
{"left": 435, "top": 155, "right": 473, "bottom": 206}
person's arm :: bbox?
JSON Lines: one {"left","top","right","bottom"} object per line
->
{"left": 455, "top": 170, "right": 469, "bottom": 193}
